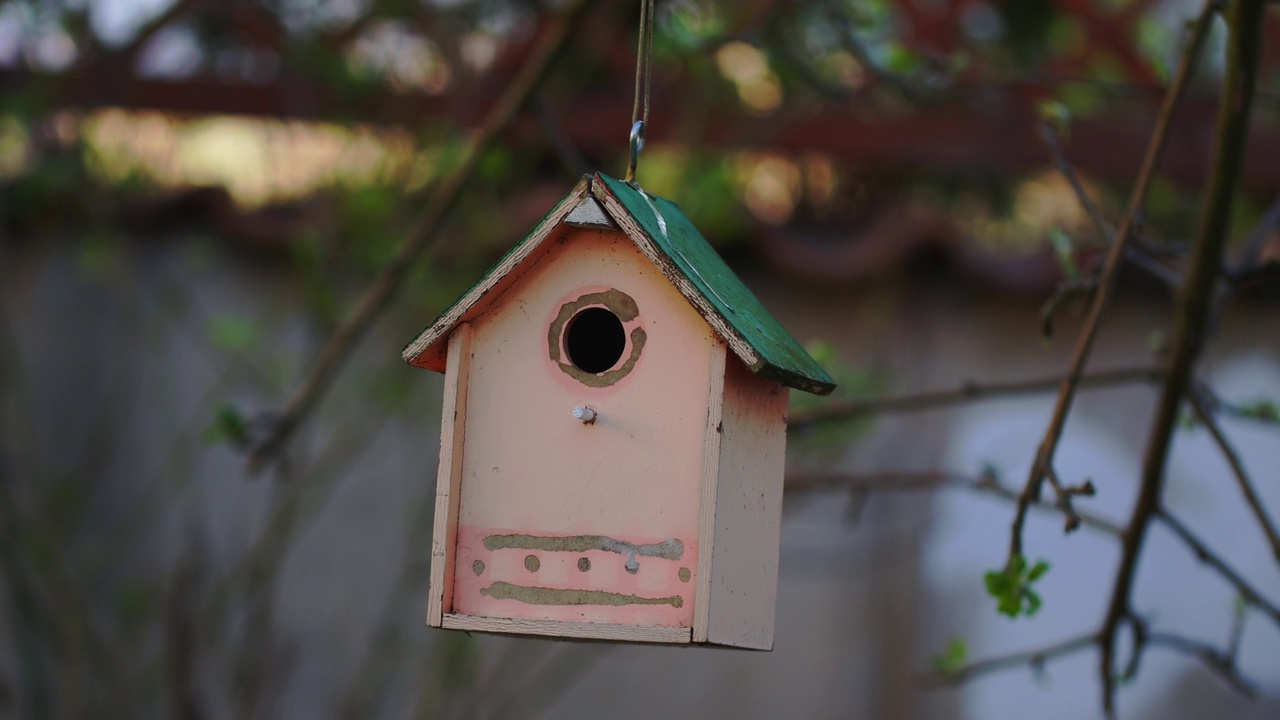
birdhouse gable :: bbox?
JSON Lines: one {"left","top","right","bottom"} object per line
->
{"left": 402, "top": 173, "right": 836, "bottom": 396}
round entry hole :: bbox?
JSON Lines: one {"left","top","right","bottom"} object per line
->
{"left": 565, "top": 307, "right": 626, "bottom": 374}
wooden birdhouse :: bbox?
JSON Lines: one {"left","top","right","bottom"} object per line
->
{"left": 402, "top": 172, "right": 834, "bottom": 649}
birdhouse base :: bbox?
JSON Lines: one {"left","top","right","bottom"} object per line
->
{"left": 440, "top": 614, "right": 692, "bottom": 644}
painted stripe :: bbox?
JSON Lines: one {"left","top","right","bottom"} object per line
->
{"left": 480, "top": 581, "right": 685, "bottom": 608}
{"left": 482, "top": 534, "right": 683, "bottom": 560}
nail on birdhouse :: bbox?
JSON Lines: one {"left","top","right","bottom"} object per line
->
{"left": 402, "top": 173, "right": 835, "bottom": 649}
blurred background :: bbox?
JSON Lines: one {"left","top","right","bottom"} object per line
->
{"left": 1, "top": 0, "right": 1279, "bottom": 717}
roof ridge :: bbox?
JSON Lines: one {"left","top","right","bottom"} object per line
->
{"left": 402, "top": 172, "right": 835, "bottom": 395}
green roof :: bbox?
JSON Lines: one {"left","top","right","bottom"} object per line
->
{"left": 403, "top": 173, "right": 835, "bottom": 396}
{"left": 592, "top": 174, "right": 834, "bottom": 395}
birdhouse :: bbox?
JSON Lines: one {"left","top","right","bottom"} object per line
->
{"left": 402, "top": 172, "right": 834, "bottom": 649}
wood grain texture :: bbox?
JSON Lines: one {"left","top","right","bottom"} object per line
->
{"left": 441, "top": 614, "right": 692, "bottom": 643}
{"left": 564, "top": 196, "right": 616, "bottom": 228}
{"left": 426, "top": 323, "right": 473, "bottom": 627}
{"left": 402, "top": 178, "right": 590, "bottom": 371}
{"left": 704, "top": 355, "right": 789, "bottom": 650}
{"left": 693, "top": 340, "right": 727, "bottom": 644}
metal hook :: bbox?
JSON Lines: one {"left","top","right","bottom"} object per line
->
{"left": 625, "top": 120, "right": 646, "bottom": 186}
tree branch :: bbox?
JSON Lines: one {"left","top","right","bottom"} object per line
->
{"left": 1145, "top": 632, "right": 1257, "bottom": 697}
{"left": 783, "top": 471, "right": 1123, "bottom": 537}
{"left": 797, "top": 470, "right": 1269, "bottom": 695}
{"left": 1156, "top": 510, "right": 1280, "bottom": 626}
{"left": 1233, "top": 193, "right": 1280, "bottom": 275}
{"left": 1188, "top": 387, "right": 1280, "bottom": 564}
{"left": 1010, "top": 0, "right": 1220, "bottom": 569}
{"left": 1200, "top": 386, "right": 1280, "bottom": 428}
{"left": 788, "top": 366, "right": 1161, "bottom": 432}
{"left": 928, "top": 633, "right": 1098, "bottom": 686}
{"left": 244, "top": 0, "right": 592, "bottom": 469}
{"left": 1099, "top": 3, "right": 1265, "bottom": 714}
{"left": 1037, "top": 121, "right": 1183, "bottom": 288}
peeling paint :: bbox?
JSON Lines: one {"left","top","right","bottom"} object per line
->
{"left": 480, "top": 581, "right": 684, "bottom": 608}
{"left": 637, "top": 189, "right": 668, "bottom": 239}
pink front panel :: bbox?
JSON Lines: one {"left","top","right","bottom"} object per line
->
{"left": 448, "top": 226, "right": 715, "bottom": 629}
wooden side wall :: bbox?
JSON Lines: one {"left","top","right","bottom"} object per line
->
{"left": 702, "top": 354, "right": 789, "bottom": 649}
{"left": 426, "top": 324, "right": 474, "bottom": 626}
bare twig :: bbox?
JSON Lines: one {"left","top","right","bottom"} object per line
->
{"left": 1098, "top": 4, "right": 1266, "bottom": 714}
{"left": 1188, "top": 388, "right": 1280, "bottom": 563}
{"left": 1215, "top": 397, "right": 1280, "bottom": 427}
{"left": 1037, "top": 121, "right": 1183, "bottom": 288}
{"left": 244, "top": 0, "right": 592, "bottom": 469}
{"left": 823, "top": 6, "right": 928, "bottom": 104}
{"left": 1011, "top": 0, "right": 1219, "bottom": 571}
{"left": 784, "top": 471, "right": 1123, "bottom": 536}
{"left": 1038, "top": 121, "right": 1115, "bottom": 241}
{"left": 1145, "top": 632, "right": 1257, "bottom": 696}
{"left": 1233, "top": 193, "right": 1280, "bottom": 274}
{"left": 1156, "top": 511, "right": 1280, "bottom": 626}
{"left": 1226, "top": 595, "right": 1248, "bottom": 660}
{"left": 928, "top": 633, "right": 1098, "bottom": 685}
{"left": 793, "top": 468, "right": 1264, "bottom": 691}
{"left": 788, "top": 366, "right": 1161, "bottom": 432}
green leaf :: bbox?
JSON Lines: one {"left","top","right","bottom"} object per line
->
{"left": 1238, "top": 398, "right": 1278, "bottom": 423}
{"left": 1036, "top": 100, "right": 1072, "bottom": 138}
{"left": 203, "top": 404, "right": 249, "bottom": 446}
{"left": 1233, "top": 594, "right": 1249, "bottom": 615}
{"left": 1008, "top": 554, "right": 1027, "bottom": 575}
{"left": 883, "top": 44, "right": 923, "bottom": 75}
{"left": 985, "top": 555, "right": 1051, "bottom": 618}
{"left": 1135, "top": 17, "right": 1173, "bottom": 83}
{"left": 998, "top": 593, "right": 1022, "bottom": 618}
{"left": 1048, "top": 227, "right": 1079, "bottom": 279}
{"left": 208, "top": 314, "right": 260, "bottom": 352}
{"left": 931, "top": 637, "right": 969, "bottom": 674}
{"left": 1025, "top": 590, "right": 1043, "bottom": 616}
{"left": 984, "top": 569, "right": 1010, "bottom": 596}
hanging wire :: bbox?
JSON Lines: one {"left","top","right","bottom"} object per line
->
{"left": 624, "top": 0, "right": 656, "bottom": 185}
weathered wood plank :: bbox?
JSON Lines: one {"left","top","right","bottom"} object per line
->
{"left": 704, "top": 355, "right": 789, "bottom": 649}
{"left": 694, "top": 340, "right": 727, "bottom": 643}
{"left": 441, "top": 614, "right": 692, "bottom": 643}
{"left": 426, "top": 323, "right": 473, "bottom": 627}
